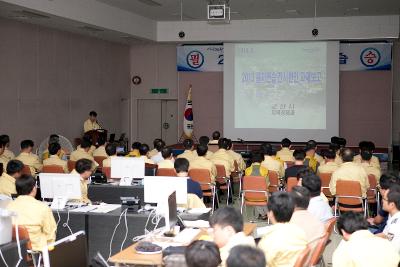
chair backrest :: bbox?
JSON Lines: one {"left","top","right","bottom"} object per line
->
{"left": 286, "top": 177, "right": 298, "bottom": 192}
{"left": 42, "top": 165, "right": 64, "bottom": 173}
{"left": 215, "top": 164, "right": 226, "bottom": 179}
{"left": 336, "top": 180, "right": 363, "bottom": 205}
{"left": 294, "top": 245, "right": 311, "bottom": 267}
{"left": 12, "top": 225, "right": 32, "bottom": 250}
{"left": 21, "top": 165, "right": 32, "bottom": 176}
{"left": 320, "top": 172, "right": 333, "bottom": 197}
{"left": 188, "top": 169, "right": 213, "bottom": 191}
{"left": 145, "top": 163, "right": 158, "bottom": 176}
{"left": 324, "top": 217, "right": 337, "bottom": 237}
{"left": 309, "top": 232, "right": 329, "bottom": 265}
{"left": 242, "top": 176, "right": 268, "bottom": 201}
{"left": 268, "top": 171, "right": 279, "bottom": 192}
{"left": 102, "top": 166, "right": 111, "bottom": 178}
{"left": 93, "top": 156, "right": 107, "bottom": 168}
{"left": 67, "top": 160, "right": 76, "bottom": 172}
{"left": 367, "top": 174, "right": 377, "bottom": 198}
{"left": 156, "top": 168, "right": 177, "bottom": 177}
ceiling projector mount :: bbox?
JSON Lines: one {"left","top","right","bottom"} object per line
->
{"left": 207, "top": 0, "right": 231, "bottom": 24}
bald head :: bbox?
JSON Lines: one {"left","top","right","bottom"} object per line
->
{"left": 341, "top": 148, "right": 354, "bottom": 162}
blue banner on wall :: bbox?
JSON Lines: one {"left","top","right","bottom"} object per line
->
{"left": 177, "top": 45, "right": 223, "bottom": 72}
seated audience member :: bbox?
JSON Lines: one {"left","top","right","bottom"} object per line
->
{"left": 148, "top": 138, "right": 162, "bottom": 158}
{"left": 245, "top": 152, "right": 269, "bottom": 185}
{"left": 258, "top": 192, "right": 307, "bottom": 267}
{"left": 42, "top": 134, "right": 65, "bottom": 160}
{"left": 261, "top": 143, "right": 284, "bottom": 178}
{"left": 290, "top": 186, "right": 325, "bottom": 243}
{"left": 71, "top": 159, "right": 93, "bottom": 203}
{"left": 16, "top": 139, "right": 42, "bottom": 174}
{"left": 92, "top": 136, "right": 108, "bottom": 157}
{"left": 185, "top": 240, "right": 221, "bottom": 267}
{"left": 0, "top": 141, "right": 10, "bottom": 171}
{"left": 150, "top": 139, "right": 166, "bottom": 164}
{"left": 333, "top": 212, "right": 399, "bottom": 267}
{"left": 329, "top": 148, "right": 369, "bottom": 198}
{"left": 306, "top": 140, "right": 323, "bottom": 164}
{"left": 77, "top": 134, "right": 96, "bottom": 155}
{"left": 190, "top": 144, "right": 217, "bottom": 183}
{"left": 303, "top": 145, "right": 319, "bottom": 173}
{"left": 210, "top": 138, "right": 235, "bottom": 176}
{"left": 177, "top": 139, "right": 195, "bottom": 162}
{"left": 317, "top": 149, "right": 339, "bottom": 175}
{"left": 7, "top": 175, "right": 57, "bottom": 251}
{"left": 43, "top": 142, "right": 68, "bottom": 173}
{"left": 353, "top": 141, "right": 380, "bottom": 169}
{"left": 329, "top": 141, "right": 343, "bottom": 165}
{"left": 138, "top": 144, "right": 155, "bottom": 164}
{"left": 174, "top": 158, "right": 203, "bottom": 200}
{"left": 0, "top": 160, "right": 24, "bottom": 197}
{"left": 359, "top": 150, "right": 381, "bottom": 182}
{"left": 367, "top": 174, "right": 400, "bottom": 233}
{"left": 226, "top": 246, "right": 266, "bottom": 267}
{"left": 284, "top": 149, "right": 308, "bottom": 182}
{"left": 381, "top": 184, "right": 400, "bottom": 252}
{"left": 209, "top": 131, "right": 221, "bottom": 145}
{"left": 210, "top": 207, "right": 255, "bottom": 266}
{"left": 102, "top": 143, "right": 117, "bottom": 168}
{"left": 226, "top": 139, "right": 246, "bottom": 172}
{"left": 70, "top": 139, "right": 98, "bottom": 167}
{"left": 0, "top": 134, "right": 15, "bottom": 160}
{"left": 157, "top": 147, "right": 175, "bottom": 169}
{"left": 193, "top": 136, "right": 213, "bottom": 159}
{"left": 126, "top": 141, "right": 141, "bottom": 157}
{"left": 301, "top": 171, "right": 333, "bottom": 223}
{"left": 276, "top": 138, "right": 294, "bottom": 162}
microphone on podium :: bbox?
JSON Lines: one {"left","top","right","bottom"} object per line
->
{"left": 237, "top": 138, "right": 245, "bottom": 143}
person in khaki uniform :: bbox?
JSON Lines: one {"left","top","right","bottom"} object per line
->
{"left": 15, "top": 140, "right": 42, "bottom": 174}
{"left": 70, "top": 159, "right": 93, "bottom": 204}
{"left": 276, "top": 138, "right": 295, "bottom": 162}
{"left": 333, "top": 212, "right": 399, "bottom": 267}
{"left": 353, "top": 141, "right": 380, "bottom": 170}
{"left": 0, "top": 135, "right": 15, "bottom": 160}
{"left": 210, "top": 138, "right": 235, "bottom": 176}
{"left": 226, "top": 139, "right": 246, "bottom": 172}
{"left": 83, "top": 110, "right": 101, "bottom": 133}
{"left": 148, "top": 138, "right": 162, "bottom": 159}
{"left": 157, "top": 147, "right": 175, "bottom": 169}
{"left": 41, "top": 134, "right": 67, "bottom": 161}
{"left": 317, "top": 149, "right": 339, "bottom": 175}
{"left": 92, "top": 136, "right": 108, "bottom": 157}
{"left": 0, "top": 142, "right": 10, "bottom": 169}
{"left": 192, "top": 136, "right": 214, "bottom": 159}
{"left": 261, "top": 143, "right": 284, "bottom": 178}
{"left": 258, "top": 192, "right": 307, "bottom": 267}
{"left": 102, "top": 143, "right": 117, "bottom": 168}
{"left": 329, "top": 148, "right": 369, "bottom": 198}
{"left": 138, "top": 144, "right": 154, "bottom": 164}
{"left": 210, "top": 207, "right": 255, "bottom": 267}
{"left": 70, "top": 140, "right": 98, "bottom": 167}
{"left": 7, "top": 175, "right": 57, "bottom": 251}
{"left": 359, "top": 150, "right": 381, "bottom": 183}
{"left": 43, "top": 142, "right": 68, "bottom": 173}
{"left": 190, "top": 144, "right": 217, "bottom": 183}
{"left": 177, "top": 139, "right": 195, "bottom": 162}
{"left": 209, "top": 131, "right": 220, "bottom": 145}
{"left": 0, "top": 160, "right": 24, "bottom": 197}
{"left": 306, "top": 140, "right": 324, "bottom": 164}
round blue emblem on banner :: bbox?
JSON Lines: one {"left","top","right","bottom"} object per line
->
{"left": 360, "top": 47, "right": 380, "bottom": 67}
{"left": 186, "top": 50, "right": 204, "bottom": 69}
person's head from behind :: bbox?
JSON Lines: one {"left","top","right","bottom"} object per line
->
{"left": 97, "top": 136, "right": 106, "bottom": 146}
{"left": 161, "top": 147, "right": 173, "bottom": 160}
{"left": 337, "top": 137, "right": 347, "bottom": 148}
{"left": 267, "top": 192, "right": 294, "bottom": 224}
{"left": 199, "top": 136, "right": 210, "bottom": 146}
{"left": 251, "top": 151, "right": 263, "bottom": 164}
{"left": 281, "top": 138, "right": 291, "bottom": 148}
{"left": 360, "top": 150, "right": 372, "bottom": 162}
{"left": 155, "top": 140, "right": 165, "bottom": 152}
{"left": 358, "top": 141, "right": 369, "bottom": 152}
{"left": 260, "top": 143, "right": 272, "bottom": 156}
{"left": 131, "top": 142, "right": 141, "bottom": 151}
{"left": 306, "top": 140, "right": 317, "bottom": 149}
{"left": 304, "top": 145, "right": 315, "bottom": 157}
{"left": 0, "top": 141, "right": 4, "bottom": 155}
{"left": 174, "top": 158, "right": 189, "bottom": 176}
{"left": 218, "top": 138, "right": 229, "bottom": 150}
{"left": 379, "top": 173, "right": 400, "bottom": 196}
{"left": 337, "top": 211, "right": 368, "bottom": 241}
{"left": 226, "top": 246, "right": 266, "bottom": 267}
{"left": 80, "top": 139, "right": 92, "bottom": 151}
{"left": 20, "top": 140, "right": 34, "bottom": 153}
{"left": 48, "top": 142, "right": 61, "bottom": 156}
{"left": 293, "top": 149, "right": 306, "bottom": 162}
{"left": 212, "top": 131, "right": 221, "bottom": 141}
{"left": 6, "top": 160, "right": 24, "bottom": 179}
{"left": 105, "top": 143, "right": 117, "bottom": 157}
{"left": 75, "top": 159, "right": 93, "bottom": 180}
{"left": 16, "top": 174, "right": 36, "bottom": 197}
{"left": 0, "top": 135, "right": 10, "bottom": 147}
{"left": 152, "top": 138, "right": 161, "bottom": 148}
{"left": 301, "top": 172, "right": 321, "bottom": 198}
{"left": 290, "top": 186, "right": 311, "bottom": 210}
{"left": 383, "top": 184, "right": 400, "bottom": 215}
{"left": 183, "top": 139, "right": 194, "bottom": 151}
{"left": 323, "top": 149, "right": 336, "bottom": 162}
{"left": 226, "top": 139, "right": 233, "bottom": 150}
{"left": 196, "top": 144, "right": 208, "bottom": 157}
{"left": 139, "top": 144, "right": 150, "bottom": 156}
{"left": 329, "top": 143, "right": 340, "bottom": 154}
{"left": 185, "top": 240, "right": 221, "bottom": 267}
{"left": 89, "top": 110, "right": 97, "bottom": 122}
{"left": 209, "top": 207, "right": 243, "bottom": 248}
{"left": 341, "top": 148, "right": 354, "bottom": 162}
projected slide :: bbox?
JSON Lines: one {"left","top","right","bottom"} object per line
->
{"left": 234, "top": 42, "right": 327, "bottom": 129}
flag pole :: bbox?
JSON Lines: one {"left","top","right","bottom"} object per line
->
{"left": 179, "top": 84, "right": 198, "bottom": 143}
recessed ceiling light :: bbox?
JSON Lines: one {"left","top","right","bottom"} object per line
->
{"left": 285, "top": 9, "right": 299, "bottom": 15}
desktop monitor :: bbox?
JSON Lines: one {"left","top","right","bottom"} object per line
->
{"left": 116, "top": 146, "right": 125, "bottom": 154}
{"left": 39, "top": 173, "right": 82, "bottom": 200}
{"left": 111, "top": 157, "right": 145, "bottom": 179}
{"left": 168, "top": 191, "right": 178, "bottom": 231}
{"left": 143, "top": 176, "right": 188, "bottom": 205}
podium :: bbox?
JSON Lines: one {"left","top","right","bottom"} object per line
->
{"left": 85, "top": 129, "right": 107, "bottom": 146}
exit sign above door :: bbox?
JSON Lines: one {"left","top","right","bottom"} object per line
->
{"left": 151, "top": 88, "right": 169, "bottom": 94}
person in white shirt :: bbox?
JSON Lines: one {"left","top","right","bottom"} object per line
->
{"left": 381, "top": 184, "right": 400, "bottom": 252}
{"left": 150, "top": 140, "right": 165, "bottom": 164}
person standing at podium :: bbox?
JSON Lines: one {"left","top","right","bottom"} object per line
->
{"left": 83, "top": 111, "right": 101, "bottom": 133}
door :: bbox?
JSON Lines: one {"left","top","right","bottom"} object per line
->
{"left": 137, "top": 100, "right": 178, "bottom": 146}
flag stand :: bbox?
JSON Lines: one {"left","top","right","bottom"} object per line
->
{"left": 178, "top": 133, "right": 198, "bottom": 144}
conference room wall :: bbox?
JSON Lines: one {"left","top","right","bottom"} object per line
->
{"left": 392, "top": 40, "right": 400, "bottom": 145}
{"left": 0, "top": 18, "right": 130, "bottom": 152}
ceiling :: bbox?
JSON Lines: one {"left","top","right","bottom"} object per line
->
{"left": 96, "top": 0, "right": 400, "bottom": 21}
